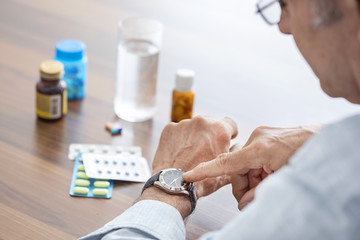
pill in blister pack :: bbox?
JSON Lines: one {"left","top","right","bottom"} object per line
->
{"left": 68, "top": 144, "right": 141, "bottom": 160}
{"left": 69, "top": 153, "right": 114, "bottom": 199}
{"left": 82, "top": 153, "right": 151, "bottom": 182}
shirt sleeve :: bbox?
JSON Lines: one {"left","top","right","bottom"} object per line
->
{"left": 79, "top": 200, "right": 186, "bottom": 240}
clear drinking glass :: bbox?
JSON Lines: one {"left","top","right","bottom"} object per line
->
{"left": 114, "top": 17, "right": 163, "bottom": 122}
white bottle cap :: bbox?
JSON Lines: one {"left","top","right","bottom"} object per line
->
{"left": 175, "top": 69, "right": 195, "bottom": 92}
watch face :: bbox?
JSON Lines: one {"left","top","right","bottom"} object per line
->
{"left": 162, "top": 169, "right": 186, "bottom": 188}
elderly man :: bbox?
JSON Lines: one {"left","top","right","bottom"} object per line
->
{"left": 81, "top": 0, "right": 360, "bottom": 239}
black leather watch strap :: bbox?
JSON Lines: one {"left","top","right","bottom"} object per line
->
{"left": 187, "top": 182, "right": 197, "bottom": 213}
{"left": 141, "top": 170, "right": 197, "bottom": 213}
{"left": 141, "top": 171, "right": 161, "bottom": 194}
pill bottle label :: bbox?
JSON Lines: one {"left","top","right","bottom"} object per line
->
{"left": 36, "top": 92, "right": 62, "bottom": 119}
{"left": 62, "top": 89, "right": 68, "bottom": 115}
{"left": 171, "top": 90, "right": 194, "bottom": 122}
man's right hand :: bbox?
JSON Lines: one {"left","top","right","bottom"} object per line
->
{"left": 183, "top": 125, "right": 321, "bottom": 210}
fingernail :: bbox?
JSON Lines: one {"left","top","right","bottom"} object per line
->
{"left": 238, "top": 201, "right": 249, "bottom": 210}
{"left": 182, "top": 170, "right": 193, "bottom": 179}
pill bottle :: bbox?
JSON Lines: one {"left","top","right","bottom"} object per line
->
{"left": 54, "top": 39, "right": 87, "bottom": 101}
{"left": 171, "top": 69, "right": 195, "bottom": 122}
{"left": 36, "top": 60, "right": 67, "bottom": 121}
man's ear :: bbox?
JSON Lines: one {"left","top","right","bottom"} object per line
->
{"left": 278, "top": 5, "right": 291, "bottom": 34}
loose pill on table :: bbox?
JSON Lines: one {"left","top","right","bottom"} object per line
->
{"left": 105, "top": 122, "right": 122, "bottom": 135}
{"left": 74, "top": 187, "right": 89, "bottom": 194}
{"left": 75, "top": 179, "right": 90, "bottom": 187}
{"left": 94, "top": 181, "right": 110, "bottom": 188}
{"left": 93, "top": 188, "right": 108, "bottom": 196}
{"left": 77, "top": 165, "right": 85, "bottom": 171}
{"left": 110, "top": 128, "right": 122, "bottom": 135}
{"left": 76, "top": 171, "right": 90, "bottom": 179}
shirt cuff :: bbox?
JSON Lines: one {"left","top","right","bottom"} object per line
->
{"left": 79, "top": 200, "right": 186, "bottom": 240}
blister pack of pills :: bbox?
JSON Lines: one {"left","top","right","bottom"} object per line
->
{"left": 82, "top": 153, "right": 151, "bottom": 182}
{"left": 69, "top": 153, "right": 114, "bottom": 199}
{"left": 68, "top": 144, "right": 141, "bottom": 161}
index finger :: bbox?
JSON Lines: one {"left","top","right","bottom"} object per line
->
{"left": 183, "top": 147, "right": 260, "bottom": 182}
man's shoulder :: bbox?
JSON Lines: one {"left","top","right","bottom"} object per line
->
{"left": 321, "top": 114, "right": 360, "bottom": 139}
{"left": 282, "top": 114, "right": 360, "bottom": 209}
{"left": 290, "top": 114, "right": 360, "bottom": 168}
{"left": 314, "top": 113, "right": 360, "bottom": 151}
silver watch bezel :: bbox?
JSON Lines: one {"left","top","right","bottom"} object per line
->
{"left": 154, "top": 168, "right": 190, "bottom": 196}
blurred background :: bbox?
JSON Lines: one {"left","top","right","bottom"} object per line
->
{"left": 2, "top": 0, "right": 360, "bottom": 136}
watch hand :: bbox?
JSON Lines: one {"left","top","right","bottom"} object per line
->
{"left": 170, "top": 177, "right": 179, "bottom": 185}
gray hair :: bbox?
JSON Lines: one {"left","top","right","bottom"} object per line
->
{"left": 310, "top": 0, "right": 343, "bottom": 29}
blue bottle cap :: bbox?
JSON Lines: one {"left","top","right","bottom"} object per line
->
{"left": 55, "top": 39, "right": 86, "bottom": 61}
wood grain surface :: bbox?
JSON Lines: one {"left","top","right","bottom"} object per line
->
{"left": 0, "top": 0, "right": 242, "bottom": 239}
{"left": 4, "top": 0, "right": 359, "bottom": 239}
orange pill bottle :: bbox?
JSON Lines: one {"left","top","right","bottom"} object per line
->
{"left": 171, "top": 69, "right": 195, "bottom": 122}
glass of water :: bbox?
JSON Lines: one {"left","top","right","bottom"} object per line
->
{"left": 114, "top": 17, "right": 163, "bottom": 122}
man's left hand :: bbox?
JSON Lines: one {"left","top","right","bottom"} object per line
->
{"left": 152, "top": 116, "right": 238, "bottom": 198}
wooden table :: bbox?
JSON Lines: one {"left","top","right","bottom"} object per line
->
{"left": 0, "top": 0, "right": 243, "bottom": 239}
{"left": 3, "top": 0, "right": 360, "bottom": 239}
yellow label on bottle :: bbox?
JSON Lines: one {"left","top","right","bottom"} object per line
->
{"left": 63, "top": 89, "right": 68, "bottom": 115}
{"left": 36, "top": 92, "right": 62, "bottom": 119}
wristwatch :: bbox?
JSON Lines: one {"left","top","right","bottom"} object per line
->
{"left": 142, "top": 168, "right": 197, "bottom": 213}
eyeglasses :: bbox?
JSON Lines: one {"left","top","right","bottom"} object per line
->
{"left": 256, "top": 0, "right": 283, "bottom": 25}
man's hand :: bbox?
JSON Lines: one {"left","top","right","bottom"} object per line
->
{"left": 183, "top": 125, "right": 321, "bottom": 210}
{"left": 151, "top": 116, "right": 238, "bottom": 198}
{"left": 139, "top": 116, "right": 237, "bottom": 219}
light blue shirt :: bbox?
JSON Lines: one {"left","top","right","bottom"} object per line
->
{"left": 80, "top": 114, "right": 360, "bottom": 240}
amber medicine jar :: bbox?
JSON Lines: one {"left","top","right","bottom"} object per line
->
{"left": 171, "top": 69, "right": 195, "bottom": 122}
{"left": 36, "top": 60, "right": 68, "bottom": 121}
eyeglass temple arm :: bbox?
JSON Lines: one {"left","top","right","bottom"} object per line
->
{"left": 255, "top": 0, "right": 280, "bottom": 13}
